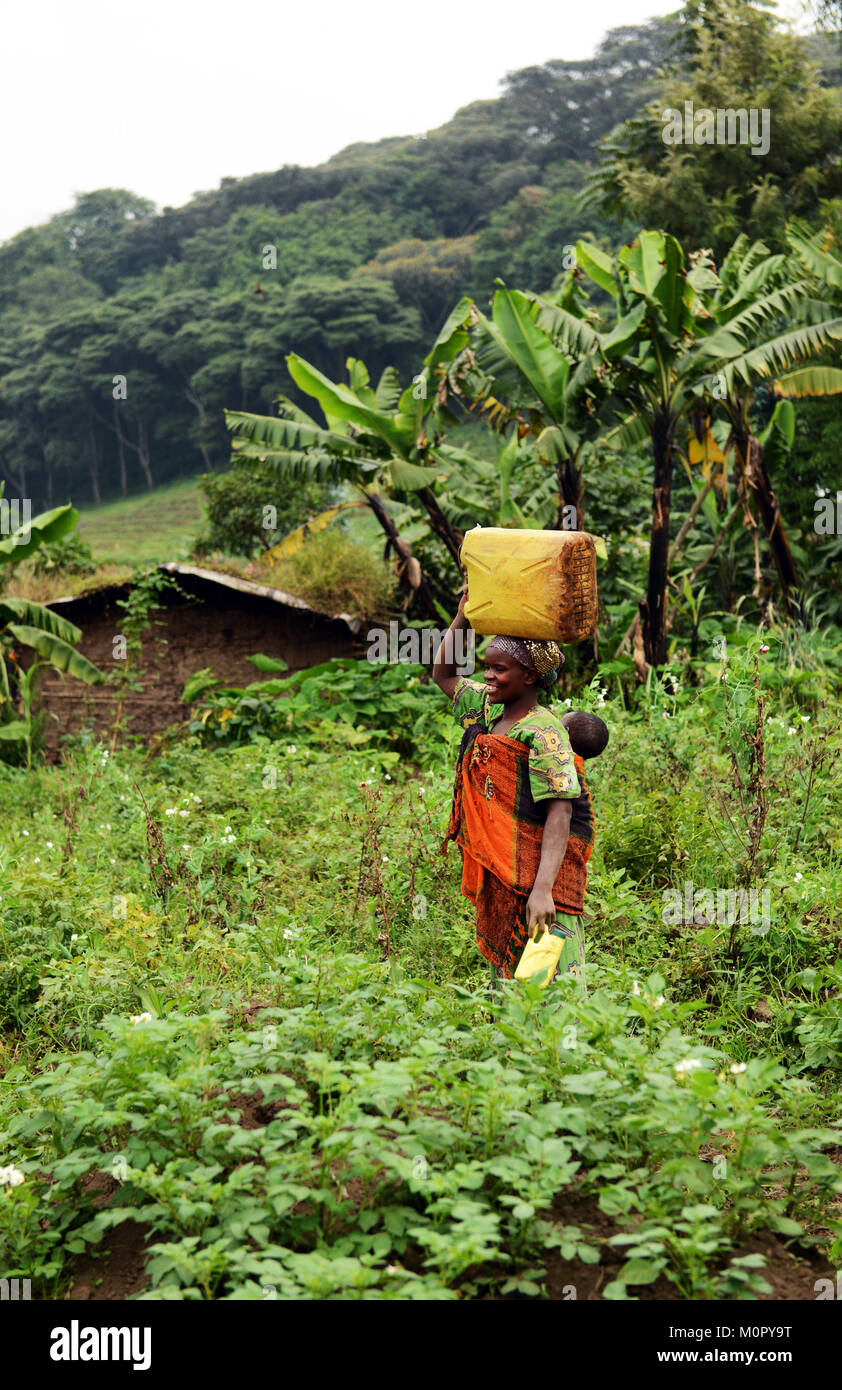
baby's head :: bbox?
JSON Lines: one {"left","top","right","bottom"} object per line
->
{"left": 561, "top": 709, "right": 609, "bottom": 761}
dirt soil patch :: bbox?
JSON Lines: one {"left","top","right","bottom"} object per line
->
{"left": 66, "top": 1219, "right": 152, "bottom": 1300}
{"left": 541, "top": 1190, "right": 835, "bottom": 1300}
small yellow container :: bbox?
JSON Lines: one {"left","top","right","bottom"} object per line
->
{"left": 514, "top": 929, "right": 565, "bottom": 989}
{"left": 461, "top": 526, "right": 598, "bottom": 642}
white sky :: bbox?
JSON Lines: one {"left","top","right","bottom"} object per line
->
{"left": 1, "top": 0, "right": 809, "bottom": 244}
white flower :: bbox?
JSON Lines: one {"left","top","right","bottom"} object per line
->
{"left": 164, "top": 808, "right": 176, "bottom": 816}
{"left": 384, "top": 774, "right": 392, "bottom": 781}
{"left": 224, "top": 826, "right": 232, "bottom": 833}
{"left": 182, "top": 845, "right": 190, "bottom": 852}
{"left": 129, "top": 1012, "right": 153, "bottom": 1025}
{"left": 286, "top": 745, "right": 297, "bottom": 754}
{"left": 801, "top": 715, "right": 810, "bottom": 722}
{"left": 179, "top": 810, "right": 188, "bottom": 818}
{"left": 382, "top": 855, "right": 389, "bottom": 863}
{"left": 0, "top": 1166, "right": 25, "bottom": 1188}
{"left": 70, "top": 934, "right": 78, "bottom": 942}
{"left": 418, "top": 787, "right": 425, "bottom": 797}
{"left": 730, "top": 1062, "right": 747, "bottom": 1074}
{"left": 192, "top": 795, "right": 201, "bottom": 803}
{"left": 283, "top": 927, "right": 298, "bottom": 941}
{"left": 654, "top": 995, "right": 665, "bottom": 1008}
{"left": 22, "top": 830, "right": 28, "bottom": 836}
{"left": 759, "top": 644, "right": 770, "bottom": 654}
{"left": 675, "top": 1058, "right": 703, "bottom": 1076}
{"left": 794, "top": 872, "right": 803, "bottom": 882}
{"left": 787, "top": 727, "right": 797, "bottom": 736}
{"left": 33, "top": 857, "right": 40, "bottom": 864}
{"left": 46, "top": 841, "right": 53, "bottom": 848}
{"left": 631, "top": 980, "right": 642, "bottom": 996}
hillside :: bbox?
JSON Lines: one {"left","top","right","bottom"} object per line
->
{"left": 0, "top": 17, "right": 677, "bottom": 513}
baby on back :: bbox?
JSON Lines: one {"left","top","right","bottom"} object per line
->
{"left": 561, "top": 709, "right": 609, "bottom": 762}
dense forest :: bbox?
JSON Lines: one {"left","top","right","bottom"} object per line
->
{"left": 1, "top": 5, "right": 839, "bottom": 516}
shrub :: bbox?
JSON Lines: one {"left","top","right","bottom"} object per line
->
{"left": 259, "top": 529, "right": 397, "bottom": 618}
{"left": 194, "top": 464, "right": 329, "bottom": 558}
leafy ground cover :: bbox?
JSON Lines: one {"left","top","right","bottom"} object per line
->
{"left": 0, "top": 632, "right": 840, "bottom": 1299}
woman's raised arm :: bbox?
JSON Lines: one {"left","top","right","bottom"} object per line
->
{"left": 432, "top": 591, "right": 470, "bottom": 700}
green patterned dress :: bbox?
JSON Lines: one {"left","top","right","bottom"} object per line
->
{"left": 452, "top": 677, "right": 587, "bottom": 986}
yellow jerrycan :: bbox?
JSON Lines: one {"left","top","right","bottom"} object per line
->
{"left": 461, "top": 526, "right": 598, "bottom": 642}
{"left": 514, "top": 927, "right": 566, "bottom": 988}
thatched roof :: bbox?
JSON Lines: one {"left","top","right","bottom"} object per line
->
{"left": 47, "top": 562, "right": 363, "bottom": 636}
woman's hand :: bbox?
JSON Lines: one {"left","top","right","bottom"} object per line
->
{"left": 526, "top": 885, "right": 557, "bottom": 939}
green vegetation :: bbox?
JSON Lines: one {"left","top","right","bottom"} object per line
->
{"left": 1, "top": 634, "right": 840, "bottom": 1299}
{"left": 1, "top": 3, "right": 838, "bottom": 518}
{"left": 259, "top": 531, "right": 397, "bottom": 619}
{"left": 74, "top": 479, "right": 205, "bottom": 566}
{"left": 0, "top": 0, "right": 841, "bottom": 1306}
{"left": 0, "top": 501, "right": 104, "bottom": 766}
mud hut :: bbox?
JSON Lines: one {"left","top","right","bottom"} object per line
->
{"left": 36, "top": 563, "right": 363, "bottom": 758}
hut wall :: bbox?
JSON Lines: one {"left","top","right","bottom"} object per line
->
{"left": 34, "top": 574, "right": 359, "bottom": 758}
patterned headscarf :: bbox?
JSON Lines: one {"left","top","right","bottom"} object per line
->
{"left": 487, "top": 635, "right": 564, "bottom": 691}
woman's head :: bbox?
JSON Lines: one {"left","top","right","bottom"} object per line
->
{"left": 484, "top": 636, "right": 564, "bottom": 706}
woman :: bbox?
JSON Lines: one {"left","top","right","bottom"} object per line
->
{"left": 433, "top": 592, "right": 594, "bottom": 983}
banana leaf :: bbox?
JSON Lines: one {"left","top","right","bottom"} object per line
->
{"left": 0, "top": 721, "right": 27, "bottom": 742}
{"left": 7, "top": 624, "right": 105, "bottom": 683}
{"left": 0, "top": 504, "right": 79, "bottom": 563}
{"left": 264, "top": 502, "right": 367, "bottom": 562}
{"left": 0, "top": 598, "right": 82, "bottom": 644}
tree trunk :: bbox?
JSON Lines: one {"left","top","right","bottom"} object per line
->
{"left": 415, "top": 486, "right": 463, "bottom": 570}
{"left": 113, "top": 401, "right": 128, "bottom": 497}
{"left": 554, "top": 454, "right": 584, "bottom": 529}
{"left": 365, "top": 491, "right": 441, "bottom": 620}
{"left": 184, "top": 388, "right": 214, "bottom": 471}
{"left": 642, "top": 412, "right": 674, "bottom": 667}
{"left": 87, "top": 426, "right": 101, "bottom": 505}
{"left": 731, "top": 418, "right": 798, "bottom": 598}
{"left": 137, "top": 420, "right": 154, "bottom": 490}
{"left": 0, "top": 455, "right": 24, "bottom": 495}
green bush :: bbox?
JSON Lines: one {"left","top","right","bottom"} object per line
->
{"left": 194, "top": 463, "right": 329, "bottom": 558}
{"left": 28, "top": 531, "right": 97, "bottom": 578}
{"left": 259, "top": 529, "right": 396, "bottom": 618}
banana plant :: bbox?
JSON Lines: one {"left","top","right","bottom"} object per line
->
{"left": 225, "top": 301, "right": 479, "bottom": 615}
{"left": 574, "top": 229, "right": 842, "bottom": 664}
{"left": 443, "top": 283, "right": 606, "bottom": 529}
{"left": 0, "top": 498, "right": 105, "bottom": 764}
{"left": 685, "top": 231, "right": 842, "bottom": 600}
